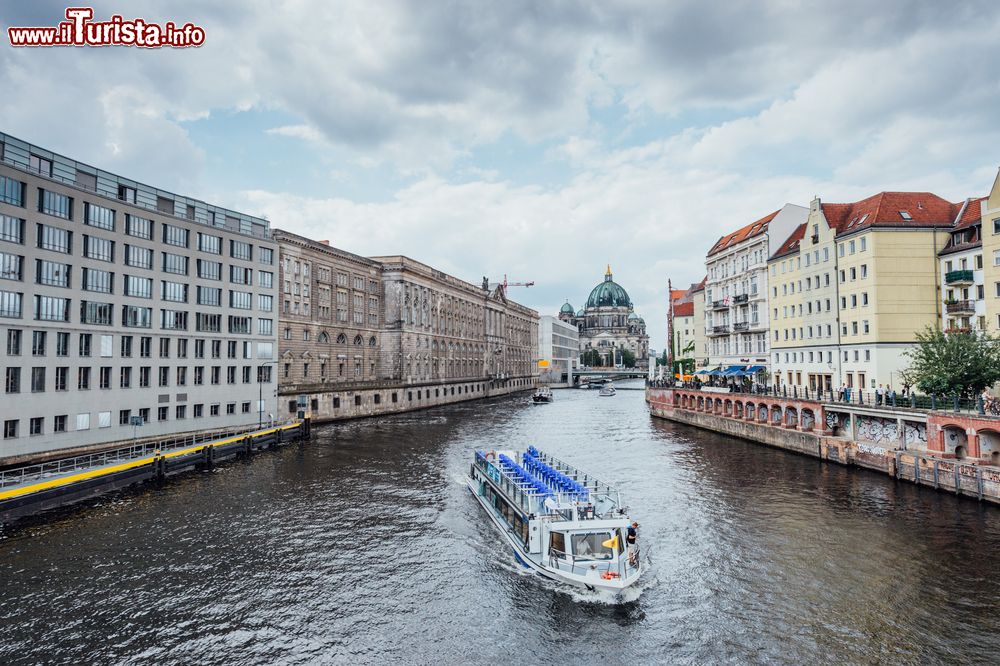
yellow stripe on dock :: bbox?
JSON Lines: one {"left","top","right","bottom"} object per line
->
{"left": 0, "top": 424, "right": 301, "bottom": 502}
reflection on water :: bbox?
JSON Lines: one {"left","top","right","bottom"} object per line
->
{"left": 2, "top": 381, "right": 999, "bottom": 664}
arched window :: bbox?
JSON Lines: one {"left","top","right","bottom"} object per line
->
{"left": 354, "top": 335, "right": 363, "bottom": 345}
{"left": 336, "top": 333, "right": 347, "bottom": 344}
{"left": 368, "top": 336, "right": 377, "bottom": 347}
{"left": 318, "top": 331, "right": 329, "bottom": 344}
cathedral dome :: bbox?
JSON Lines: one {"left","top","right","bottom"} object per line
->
{"left": 585, "top": 266, "right": 632, "bottom": 309}
{"left": 560, "top": 301, "right": 574, "bottom": 314}
{"left": 576, "top": 308, "right": 585, "bottom": 316}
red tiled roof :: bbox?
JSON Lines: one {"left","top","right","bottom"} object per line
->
{"left": 670, "top": 289, "right": 687, "bottom": 302}
{"left": 953, "top": 196, "right": 985, "bottom": 231}
{"left": 707, "top": 210, "right": 780, "bottom": 256}
{"left": 673, "top": 302, "right": 694, "bottom": 317}
{"left": 690, "top": 276, "right": 707, "bottom": 292}
{"left": 769, "top": 223, "right": 806, "bottom": 260}
{"left": 821, "top": 192, "right": 959, "bottom": 236}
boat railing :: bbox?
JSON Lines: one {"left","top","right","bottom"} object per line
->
{"left": 531, "top": 450, "right": 622, "bottom": 510}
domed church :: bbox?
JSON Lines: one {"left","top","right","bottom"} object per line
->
{"left": 558, "top": 266, "right": 649, "bottom": 368}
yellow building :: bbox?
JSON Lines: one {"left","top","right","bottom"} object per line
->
{"left": 980, "top": 170, "right": 1000, "bottom": 331}
{"left": 769, "top": 192, "right": 964, "bottom": 394}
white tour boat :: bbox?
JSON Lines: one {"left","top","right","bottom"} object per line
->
{"left": 599, "top": 383, "right": 616, "bottom": 396}
{"left": 468, "top": 446, "right": 641, "bottom": 595}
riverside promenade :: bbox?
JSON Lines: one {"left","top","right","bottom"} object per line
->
{"left": 646, "top": 385, "right": 1000, "bottom": 505}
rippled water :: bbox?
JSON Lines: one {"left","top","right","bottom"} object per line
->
{"left": 2, "top": 380, "right": 1000, "bottom": 665}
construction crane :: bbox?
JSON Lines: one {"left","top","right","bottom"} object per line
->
{"left": 502, "top": 274, "right": 535, "bottom": 288}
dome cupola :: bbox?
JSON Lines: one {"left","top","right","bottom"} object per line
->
{"left": 585, "top": 266, "right": 632, "bottom": 309}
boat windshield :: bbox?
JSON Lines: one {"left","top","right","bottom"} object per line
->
{"left": 571, "top": 532, "right": 614, "bottom": 560}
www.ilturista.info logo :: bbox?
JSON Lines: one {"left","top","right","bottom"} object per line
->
{"left": 7, "top": 7, "right": 206, "bottom": 48}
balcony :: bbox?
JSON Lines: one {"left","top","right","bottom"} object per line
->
{"left": 811, "top": 234, "right": 820, "bottom": 245}
{"left": 945, "top": 299, "right": 975, "bottom": 315}
{"left": 733, "top": 322, "right": 749, "bottom": 332}
{"left": 733, "top": 294, "right": 749, "bottom": 304}
{"left": 944, "top": 269, "right": 974, "bottom": 285}
{"left": 709, "top": 325, "right": 730, "bottom": 336}
{"left": 711, "top": 299, "right": 728, "bottom": 310}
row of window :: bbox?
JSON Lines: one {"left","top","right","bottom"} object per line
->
{"left": 4, "top": 363, "right": 274, "bottom": 393}
{"left": 1, "top": 401, "right": 257, "bottom": 439}
{"left": 4, "top": 329, "right": 274, "bottom": 360}
{"left": 0, "top": 177, "right": 274, "bottom": 262}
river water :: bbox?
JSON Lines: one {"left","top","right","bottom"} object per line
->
{"left": 2, "top": 380, "right": 999, "bottom": 665}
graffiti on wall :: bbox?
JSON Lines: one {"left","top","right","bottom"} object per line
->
{"left": 856, "top": 416, "right": 898, "bottom": 445}
{"left": 903, "top": 422, "right": 927, "bottom": 447}
{"left": 826, "top": 411, "right": 850, "bottom": 436}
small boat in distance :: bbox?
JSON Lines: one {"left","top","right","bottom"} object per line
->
{"left": 532, "top": 386, "right": 554, "bottom": 403}
{"left": 468, "top": 446, "right": 641, "bottom": 595}
{"left": 599, "top": 383, "right": 616, "bottom": 396}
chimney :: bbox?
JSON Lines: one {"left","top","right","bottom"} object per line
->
{"left": 319, "top": 240, "right": 330, "bottom": 245}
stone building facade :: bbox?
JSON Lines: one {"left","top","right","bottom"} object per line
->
{"left": 559, "top": 266, "right": 649, "bottom": 367}
{"left": 273, "top": 235, "right": 539, "bottom": 422}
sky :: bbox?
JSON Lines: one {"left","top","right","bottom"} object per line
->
{"left": 3, "top": 0, "right": 1000, "bottom": 350}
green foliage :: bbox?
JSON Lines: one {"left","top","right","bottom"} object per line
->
{"left": 902, "top": 327, "right": 1000, "bottom": 398}
{"left": 580, "top": 349, "right": 602, "bottom": 367}
{"left": 619, "top": 348, "right": 636, "bottom": 368}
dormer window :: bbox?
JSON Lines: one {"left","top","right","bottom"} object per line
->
{"left": 899, "top": 211, "right": 912, "bottom": 220}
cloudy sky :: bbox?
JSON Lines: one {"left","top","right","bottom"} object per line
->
{"left": 4, "top": 0, "right": 1000, "bottom": 349}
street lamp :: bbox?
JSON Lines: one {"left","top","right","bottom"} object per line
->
{"left": 258, "top": 360, "right": 279, "bottom": 429}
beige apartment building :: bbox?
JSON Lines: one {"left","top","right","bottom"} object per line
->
{"left": 769, "top": 192, "right": 963, "bottom": 393}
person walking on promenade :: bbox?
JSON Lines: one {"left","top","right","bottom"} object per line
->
{"left": 876, "top": 384, "right": 885, "bottom": 406}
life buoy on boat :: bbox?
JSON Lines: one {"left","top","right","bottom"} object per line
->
{"left": 485, "top": 450, "right": 496, "bottom": 460}
{"left": 600, "top": 572, "right": 620, "bottom": 580}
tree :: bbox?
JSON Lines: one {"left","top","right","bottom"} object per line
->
{"left": 619, "top": 347, "right": 636, "bottom": 368}
{"left": 580, "top": 349, "right": 602, "bottom": 367}
{"left": 902, "top": 327, "right": 1000, "bottom": 398}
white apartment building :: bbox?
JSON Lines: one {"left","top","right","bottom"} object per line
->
{"left": 704, "top": 204, "right": 808, "bottom": 378}
{"left": 939, "top": 198, "right": 986, "bottom": 331}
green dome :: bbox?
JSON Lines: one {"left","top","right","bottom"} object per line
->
{"left": 628, "top": 312, "right": 639, "bottom": 320}
{"left": 576, "top": 308, "right": 585, "bottom": 316}
{"left": 560, "top": 301, "right": 574, "bottom": 314}
{"left": 586, "top": 267, "right": 632, "bottom": 309}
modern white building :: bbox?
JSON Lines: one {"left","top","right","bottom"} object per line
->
{"left": 538, "top": 314, "right": 579, "bottom": 386}
{"left": 703, "top": 204, "right": 808, "bottom": 379}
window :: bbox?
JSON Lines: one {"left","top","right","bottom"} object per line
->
{"left": 198, "top": 233, "right": 222, "bottom": 254}
{"left": 860, "top": 264, "right": 868, "bottom": 279}
{"left": 258, "top": 294, "right": 273, "bottom": 312}
{"left": 849, "top": 267, "right": 856, "bottom": 281}
{"left": 36, "top": 259, "right": 70, "bottom": 287}
{"left": 30, "top": 155, "right": 52, "bottom": 176}
{"left": 175, "top": 405, "right": 186, "bottom": 420}
{"left": 0, "top": 175, "right": 25, "bottom": 206}
{"left": 122, "top": 305, "right": 152, "bottom": 328}
{"left": 99, "top": 366, "right": 111, "bottom": 389}
{"left": 258, "top": 318, "right": 273, "bottom": 336}
{"left": 860, "top": 237, "right": 867, "bottom": 251}
{"left": 38, "top": 189, "right": 72, "bottom": 219}
{"left": 160, "top": 309, "right": 188, "bottom": 330}
{"left": 6, "top": 329, "right": 21, "bottom": 355}
{"left": 229, "top": 291, "right": 252, "bottom": 309}
{"left": 848, "top": 240, "right": 856, "bottom": 254}
{"left": 0, "top": 215, "right": 25, "bottom": 244}
{"left": 79, "top": 333, "right": 92, "bottom": 356}
{"left": 196, "top": 313, "right": 221, "bottom": 332}
{"left": 82, "top": 267, "right": 113, "bottom": 293}
{"left": 230, "top": 266, "right": 252, "bottom": 285}
{"left": 54, "top": 414, "right": 67, "bottom": 432}
{"left": 55, "top": 331, "right": 68, "bottom": 356}
{"left": 29, "top": 416, "right": 43, "bottom": 435}
{"left": 121, "top": 336, "right": 133, "bottom": 357}
{"left": 159, "top": 337, "right": 171, "bottom": 358}
{"left": 83, "top": 235, "right": 114, "bottom": 262}
{"left": 37, "top": 224, "right": 72, "bottom": 253}
{"left": 80, "top": 301, "right": 113, "bottom": 325}
{"left": 229, "top": 316, "right": 251, "bottom": 334}
{"left": 31, "top": 330, "right": 46, "bottom": 356}
{"left": 5, "top": 367, "right": 20, "bottom": 393}
{"left": 78, "top": 367, "right": 90, "bottom": 389}
{"left": 125, "top": 244, "right": 153, "bottom": 269}
{"left": 863, "top": 320, "right": 870, "bottom": 334}
{"left": 84, "top": 203, "right": 115, "bottom": 231}
{"left": 230, "top": 240, "right": 252, "bottom": 261}
{"left": 197, "top": 286, "right": 222, "bottom": 306}
{"left": 3, "top": 419, "right": 17, "bottom": 439}
{"left": 161, "top": 281, "right": 188, "bottom": 303}
{"left": 124, "top": 275, "right": 152, "bottom": 298}
{"left": 862, "top": 292, "right": 869, "bottom": 306}
{"left": 33, "top": 295, "right": 68, "bottom": 321}
{"left": 197, "top": 259, "right": 222, "bottom": 280}
{"left": 259, "top": 247, "right": 274, "bottom": 265}
{"left": 158, "top": 406, "right": 168, "bottom": 422}
{"left": 162, "top": 224, "right": 188, "bottom": 248}
{"left": 162, "top": 252, "right": 188, "bottom": 275}
{"left": 125, "top": 214, "right": 152, "bottom": 239}
{"left": 259, "top": 271, "right": 273, "bottom": 289}
{"left": 158, "top": 366, "right": 169, "bottom": 387}
{"left": 0, "top": 252, "right": 23, "bottom": 282}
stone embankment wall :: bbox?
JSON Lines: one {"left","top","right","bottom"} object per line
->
{"left": 281, "top": 376, "right": 536, "bottom": 423}
{"left": 647, "top": 386, "right": 1000, "bottom": 505}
